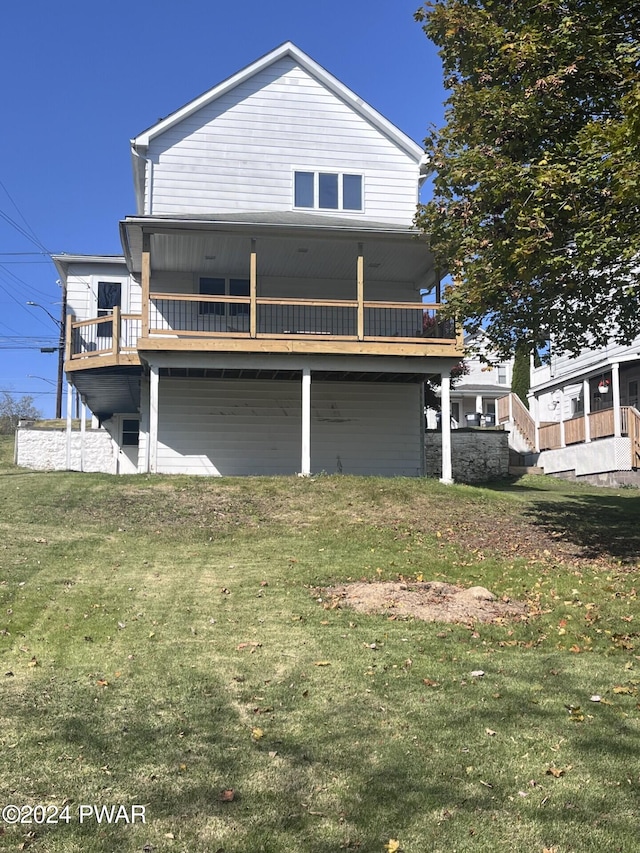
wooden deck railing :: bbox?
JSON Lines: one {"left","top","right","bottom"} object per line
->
{"left": 628, "top": 407, "right": 640, "bottom": 468}
{"left": 496, "top": 393, "right": 535, "bottom": 449}
{"left": 68, "top": 309, "right": 143, "bottom": 360}
{"left": 589, "top": 408, "right": 615, "bottom": 440}
{"left": 147, "top": 293, "right": 458, "bottom": 343}
{"left": 564, "top": 416, "right": 585, "bottom": 445}
{"left": 539, "top": 422, "right": 561, "bottom": 450}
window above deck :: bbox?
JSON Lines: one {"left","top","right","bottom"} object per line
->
{"left": 293, "top": 171, "right": 363, "bottom": 212}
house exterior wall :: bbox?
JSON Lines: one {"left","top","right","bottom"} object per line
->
{"left": 154, "top": 377, "right": 422, "bottom": 476}
{"left": 146, "top": 57, "right": 419, "bottom": 225}
{"left": 64, "top": 261, "right": 138, "bottom": 324}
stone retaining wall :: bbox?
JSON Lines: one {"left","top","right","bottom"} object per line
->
{"left": 425, "top": 429, "right": 510, "bottom": 483}
{"left": 15, "top": 428, "right": 115, "bottom": 473}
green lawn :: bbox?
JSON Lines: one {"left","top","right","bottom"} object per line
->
{"left": 1, "top": 435, "right": 639, "bottom": 852}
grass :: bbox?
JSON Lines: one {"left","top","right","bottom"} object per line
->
{"left": 1, "top": 435, "right": 639, "bottom": 852}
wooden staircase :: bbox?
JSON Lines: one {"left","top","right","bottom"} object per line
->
{"left": 497, "top": 393, "right": 536, "bottom": 451}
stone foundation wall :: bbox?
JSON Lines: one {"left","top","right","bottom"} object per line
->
{"left": 425, "top": 429, "right": 510, "bottom": 483}
{"left": 15, "top": 428, "right": 115, "bottom": 473}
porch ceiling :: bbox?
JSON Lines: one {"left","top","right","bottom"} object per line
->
{"left": 121, "top": 214, "right": 435, "bottom": 287}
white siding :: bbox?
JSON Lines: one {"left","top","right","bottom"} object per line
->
{"left": 64, "top": 262, "right": 137, "bottom": 323}
{"left": 311, "top": 382, "right": 422, "bottom": 476}
{"left": 531, "top": 334, "right": 640, "bottom": 390}
{"left": 147, "top": 58, "right": 419, "bottom": 225}
{"left": 155, "top": 377, "right": 422, "bottom": 476}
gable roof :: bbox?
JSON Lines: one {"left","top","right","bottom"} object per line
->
{"left": 130, "top": 42, "right": 426, "bottom": 211}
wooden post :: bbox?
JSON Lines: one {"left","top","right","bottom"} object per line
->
{"left": 65, "top": 314, "right": 74, "bottom": 363}
{"left": 149, "top": 364, "right": 159, "bottom": 473}
{"left": 301, "top": 367, "right": 311, "bottom": 476}
{"left": 112, "top": 305, "right": 120, "bottom": 358}
{"left": 357, "top": 242, "right": 364, "bottom": 341}
{"left": 440, "top": 372, "right": 453, "bottom": 484}
{"left": 583, "top": 378, "right": 591, "bottom": 443}
{"left": 250, "top": 238, "right": 257, "bottom": 339}
{"left": 141, "top": 232, "right": 151, "bottom": 338}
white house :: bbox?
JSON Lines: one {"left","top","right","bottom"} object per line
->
{"left": 425, "top": 332, "right": 513, "bottom": 430}
{"left": 523, "top": 336, "right": 640, "bottom": 482}
{"left": 53, "top": 42, "right": 463, "bottom": 478}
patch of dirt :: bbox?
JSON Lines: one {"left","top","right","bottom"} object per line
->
{"left": 321, "top": 581, "right": 528, "bottom": 624}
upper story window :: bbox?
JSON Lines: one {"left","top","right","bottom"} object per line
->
{"left": 294, "top": 171, "right": 363, "bottom": 212}
{"left": 497, "top": 365, "right": 508, "bottom": 385}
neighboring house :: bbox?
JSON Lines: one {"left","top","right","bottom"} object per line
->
{"left": 53, "top": 42, "right": 463, "bottom": 478}
{"left": 425, "top": 333, "right": 513, "bottom": 429}
{"left": 522, "top": 337, "right": 640, "bottom": 482}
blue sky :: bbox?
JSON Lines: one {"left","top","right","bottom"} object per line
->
{"left": 0, "top": 0, "right": 446, "bottom": 415}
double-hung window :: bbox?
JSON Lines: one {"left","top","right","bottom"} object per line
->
{"left": 199, "top": 277, "right": 249, "bottom": 316}
{"left": 294, "top": 171, "right": 363, "bottom": 211}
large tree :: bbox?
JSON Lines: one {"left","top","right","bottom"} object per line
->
{"left": 415, "top": 0, "right": 640, "bottom": 358}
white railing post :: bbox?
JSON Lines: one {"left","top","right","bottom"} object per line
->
{"left": 559, "top": 388, "right": 566, "bottom": 448}
{"left": 583, "top": 378, "right": 591, "bottom": 443}
{"left": 612, "top": 362, "right": 621, "bottom": 437}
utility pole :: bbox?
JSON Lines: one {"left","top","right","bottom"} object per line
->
{"left": 27, "top": 290, "right": 66, "bottom": 419}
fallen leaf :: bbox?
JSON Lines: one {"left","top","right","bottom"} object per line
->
{"left": 27, "top": 657, "right": 38, "bottom": 668}
{"left": 385, "top": 840, "right": 401, "bottom": 853}
{"left": 422, "top": 678, "right": 439, "bottom": 687}
{"left": 471, "top": 670, "right": 485, "bottom": 678}
{"left": 485, "top": 728, "right": 497, "bottom": 737}
{"left": 96, "top": 679, "right": 108, "bottom": 687}
{"left": 314, "top": 661, "right": 331, "bottom": 666}
{"left": 613, "top": 685, "right": 636, "bottom": 695}
{"left": 251, "top": 727, "right": 264, "bottom": 741}
{"left": 546, "top": 766, "right": 566, "bottom": 778}
{"left": 219, "top": 789, "right": 235, "bottom": 802}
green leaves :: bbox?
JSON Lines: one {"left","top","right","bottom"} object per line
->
{"left": 415, "top": 0, "right": 640, "bottom": 356}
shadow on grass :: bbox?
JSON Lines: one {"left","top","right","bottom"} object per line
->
{"left": 520, "top": 492, "right": 640, "bottom": 562}
{"left": 2, "top": 652, "right": 640, "bottom": 852}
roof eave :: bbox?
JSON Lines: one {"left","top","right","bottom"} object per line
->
{"left": 130, "top": 42, "right": 424, "bottom": 162}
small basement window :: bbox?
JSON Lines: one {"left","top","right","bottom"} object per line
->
{"left": 121, "top": 418, "right": 139, "bottom": 447}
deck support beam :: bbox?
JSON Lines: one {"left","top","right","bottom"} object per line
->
{"left": 440, "top": 372, "right": 453, "bottom": 484}
{"left": 149, "top": 364, "right": 159, "bottom": 473}
{"left": 301, "top": 367, "right": 311, "bottom": 476}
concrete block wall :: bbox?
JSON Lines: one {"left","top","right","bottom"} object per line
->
{"left": 425, "top": 429, "right": 510, "bottom": 483}
{"left": 15, "top": 428, "right": 115, "bottom": 473}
